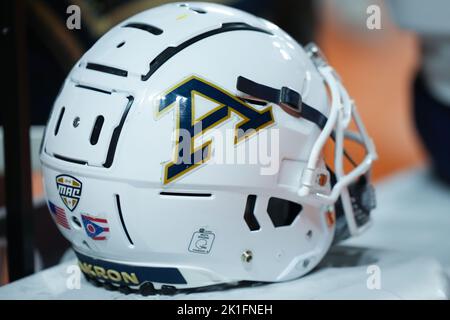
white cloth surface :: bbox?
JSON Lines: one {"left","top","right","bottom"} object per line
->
{"left": 0, "top": 167, "right": 449, "bottom": 299}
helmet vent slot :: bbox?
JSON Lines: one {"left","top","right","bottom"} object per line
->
{"left": 86, "top": 63, "right": 128, "bottom": 77}
{"left": 103, "top": 95, "right": 134, "bottom": 168}
{"left": 54, "top": 107, "right": 65, "bottom": 136}
{"left": 123, "top": 22, "right": 163, "bottom": 35}
{"left": 189, "top": 7, "right": 207, "bottom": 14}
{"left": 75, "top": 84, "right": 111, "bottom": 95}
{"left": 45, "top": 87, "right": 133, "bottom": 168}
{"left": 141, "top": 22, "right": 272, "bottom": 81}
{"left": 90, "top": 115, "right": 105, "bottom": 145}
{"left": 178, "top": 3, "right": 206, "bottom": 14}
{"left": 159, "top": 192, "right": 211, "bottom": 198}
{"left": 71, "top": 216, "right": 82, "bottom": 229}
{"left": 115, "top": 194, "right": 134, "bottom": 246}
{"left": 267, "top": 197, "right": 302, "bottom": 227}
{"left": 244, "top": 195, "right": 260, "bottom": 231}
{"left": 53, "top": 153, "right": 87, "bottom": 165}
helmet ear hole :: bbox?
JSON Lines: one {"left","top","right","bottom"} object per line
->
{"left": 244, "top": 195, "right": 260, "bottom": 231}
{"left": 267, "top": 197, "right": 302, "bottom": 227}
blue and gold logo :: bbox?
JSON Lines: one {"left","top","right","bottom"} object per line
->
{"left": 56, "top": 175, "right": 82, "bottom": 211}
{"left": 157, "top": 76, "right": 275, "bottom": 184}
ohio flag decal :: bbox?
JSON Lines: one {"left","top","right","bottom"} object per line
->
{"left": 81, "top": 214, "right": 110, "bottom": 240}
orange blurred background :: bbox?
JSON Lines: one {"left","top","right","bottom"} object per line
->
{"left": 318, "top": 2, "right": 426, "bottom": 180}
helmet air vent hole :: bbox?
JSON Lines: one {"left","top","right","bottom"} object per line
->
{"left": 86, "top": 63, "right": 128, "bottom": 77}
{"left": 54, "top": 107, "right": 65, "bottom": 136}
{"left": 244, "top": 195, "right": 260, "bottom": 231}
{"left": 71, "top": 216, "right": 82, "bottom": 229}
{"left": 190, "top": 8, "right": 207, "bottom": 14}
{"left": 90, "top": 115, "right": 105, "bottom": 145}
{"left": 159, "top": 191, "right": 211, "bottom": 198}
{"left": 140, "top": 23, "right": 272, "bottom": 81}
{"left": 115, "top": 194, "right": 134, "bottom": 246}
{"left": 177, "top": 3, "right": 207, "bottom": 14}
{"left": 123, "top": 22, "right": 163, "bottom": 35}
{"left": 82, "top": 240, "right": 91, "bottom": 250}
{"left": 267, "top": 197, "right": 302, "bottom": 227}
{"left": 303, "top": 259, "right": 310, "bottom": 268}
{"left": 116, "top": 41, "right": 125, "bottom": 48}
{"left": 75, "top": 84, "right": 111, "bottom": 95}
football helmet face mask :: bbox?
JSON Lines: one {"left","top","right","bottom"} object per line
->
{"left": 40, "top": 2, "right": 377, "bottom": 292}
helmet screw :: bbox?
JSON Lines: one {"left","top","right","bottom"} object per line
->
{"left": 73, "top": 117, "right": 80, "bottom": 128}
{"left": 241, "top": 250, "right": 253, "bottom": 263}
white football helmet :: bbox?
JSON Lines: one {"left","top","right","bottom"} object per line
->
{"left": 40, "top": 2, "right": 377, "bottom": 294}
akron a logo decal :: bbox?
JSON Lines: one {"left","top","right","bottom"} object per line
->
{"left": 56, "top": 175, "right": 82, "bottom": 211}
{"left": 156, "top": 76, "right": 275, "bottom": 184}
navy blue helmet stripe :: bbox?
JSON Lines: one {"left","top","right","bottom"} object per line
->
{"left": 75, "top": 250, "right": 187, "bottom": 285}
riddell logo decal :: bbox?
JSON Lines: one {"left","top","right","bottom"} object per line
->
{"left": 56, "top": 175, "right": 82, "bottom": 211}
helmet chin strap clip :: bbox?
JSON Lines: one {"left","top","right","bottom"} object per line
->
{"left": 236, "top": 76, "right": 302, "bottom": 112}
{"left": 236, "top": 76, "right": 328, "bottom": 130}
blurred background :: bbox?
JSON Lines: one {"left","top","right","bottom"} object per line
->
{"left": 1, "top": 0, "right": 448, "bottom": 286}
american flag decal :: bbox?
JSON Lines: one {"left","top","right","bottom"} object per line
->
{"left": 48, "top": 201, "right": 70, "bottom": 229}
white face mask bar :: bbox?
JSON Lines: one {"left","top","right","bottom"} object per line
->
{"left": 299, "top": 43, "right": 378, "bottom": 236}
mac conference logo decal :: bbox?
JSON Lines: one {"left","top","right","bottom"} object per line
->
{"left": 56, "top": 174, "right": 82, "bottom": 211}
